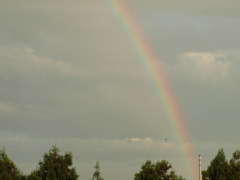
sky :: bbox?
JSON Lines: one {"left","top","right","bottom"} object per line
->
{"left": 0, "top": 0, "right": 240, "bottom": 179}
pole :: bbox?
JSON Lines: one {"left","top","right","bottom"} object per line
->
{"left": 199, "top": 155, "right": 202, "bottom": 180}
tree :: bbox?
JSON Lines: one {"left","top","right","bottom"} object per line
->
{"left": 201, "top": 170, "right": 209, "bottom": 180}
{"left": 0, "top": 148, "right": 21, "bottom": 180}
{"left": 229, "top": 150, "right": 240, "bottom": 180}
{"left": 206, "top": 149, "right": 230, "bottom": 180}
{"left": 134, "top": 160, "right": 157, "bottom": 180}
{"left": 134, "top": 160, "right": 182, "bottom": 180}
{"left": 34, "top": 145, "right": 79, "bottom": 180}
{"left": 92, "top": 161, "right": 104, "bottom": 180}
{"left": 155, "top": 160, "right": 177, "bottom": 180}
{"left": 26, "top": 170, "right": 41, "bottom": 180}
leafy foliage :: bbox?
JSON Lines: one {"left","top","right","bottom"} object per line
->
{"left": 8, "top": 146, "right": 240, "bottom": 180}
{"left": 92, "top": 161, "right": 104, "bottom": 180}
{"left": 134, "top": 160, "right": 157, "bottom": 180}
{"left": 25, "top": 170, "right": 41, "bottom": 180}
{"left": 155, "top": 160, "right": 177, "bottom": 179}
{"left": 205, "top": 149, "right": 230, "bottom": 180}
{"left": 202, "top": 170, "right": 209, "bottom": 180}
{"left": 229, "top": 150, "right": 240, "bottom": 180}
{"left": 0, "top": 148, "right": 21, "bottom": 180}
{"left": 34, "top": 145, "right": 79, "bottom": 180}
{"left": 134, "top": 160, "right": 183, "bottom": 180}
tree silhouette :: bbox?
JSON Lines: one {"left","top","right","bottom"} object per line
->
{"left": 206, "top": 149, "right": 230, "bottom": 180}
{"left": 0, "top": 148, "right": 21, "bottom": 180}
{"left": 92, "top": 161, "right": 104, "bottom": 180}
{"left": 34, "top": 145, "right": 79, "bottom": 180}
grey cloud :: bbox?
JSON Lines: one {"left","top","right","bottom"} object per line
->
{"left": 179, "top": 52, "right": 231, "bottom": 78}
{"left": 0, "top": 45, "right": 171, "bottom": 140}
{"left": 1, "top": 1, "right": 240, "bottom": 179}
{"left": 146, "top": 16, "right": 240, "bottom": 60}
{"left": 165, "top": 50, "right": 240, "bottom": 143}
{"left": 130, "top": 0, "right": 240, "bottom": 17}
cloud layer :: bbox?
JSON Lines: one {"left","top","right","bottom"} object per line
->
{"left": 1, "top": 1, "right": 240, "bottom": 180}
{"left": 180, "top": 52, "right": 231, "bottom": 78}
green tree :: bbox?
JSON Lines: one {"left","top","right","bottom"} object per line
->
{"left": 206, "top": 149, "right": 230, "bottom": 180}
{"left": 0, "top": 148, "right": 21, "bottom": 180}
{"left": 134, "top": 160, "right": 182, "bottom": 180}
{"left": 92, "top": 161, "right": 104, "bottom": 180}
{"left": 35, "top": 145, "right": 79, "bottom": 180}
{"left": 155, "top": 160, "right": 177, "bottom": 180}
{"left": 134, "top": 160, "right": 157, "bottom": 180}
{"left": 26, "top": 170, "right": 41, "bottom": 180}
{"left": 229, "top": 150, "right": 240, "bottom": 180}
{"left": 201, "top": 170, "right": 209, "bottom": 180}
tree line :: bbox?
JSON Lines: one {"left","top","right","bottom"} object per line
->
{"left": 0, "top": 145, "right": 104, "bottom": 180}
{"left": 202, "top": 149, "right": 240, "bottom": 180}
{"left": 0, "top": 145, "right": 185, "bottom": 180}
{"left": 1, "top": 145, "right": 240, "bottom": 180}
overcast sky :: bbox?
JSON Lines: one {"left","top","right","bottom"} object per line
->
{"left": 1, "top": 0, "right": 240, "bottom": 179}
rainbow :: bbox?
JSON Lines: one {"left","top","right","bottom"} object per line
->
{"left": 107, "top": 0, "right": 198, "bottom": 179}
